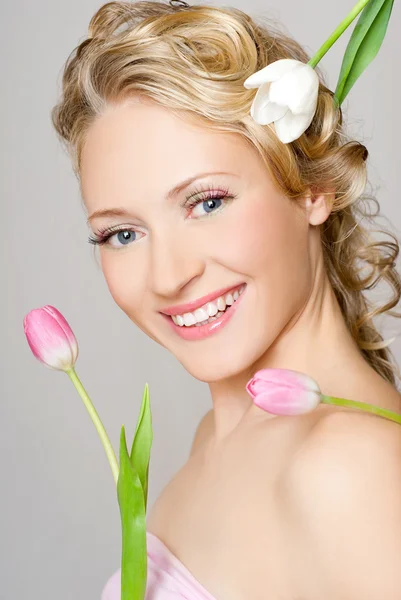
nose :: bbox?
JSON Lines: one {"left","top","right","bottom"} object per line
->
{"left": 148, "top": 228, "right": 205, "bottom": 299}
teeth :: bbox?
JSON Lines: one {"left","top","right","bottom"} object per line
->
{"left": 217, "top": 296, "right": 226, "bottom": 312}
{"left": 225, "top": 293, "right": 234, "bottom": 306}
{"left": 206, "top": 302, "right": 218, "bottom": 317}
{"left": 183, "top": 312, "right": 196, "bottom": 326}
{"left": 194, "top": 307, "right": 209, "bottom": 322}
{"left": 195, "top": 311, "right": 224, "bottom": 326}
{"left": 171, "top": 284, "right": 245, "bottom": 327}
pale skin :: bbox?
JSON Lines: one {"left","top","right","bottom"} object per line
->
{"left": 81, "top": 98, "right": 401, "bottom": 600}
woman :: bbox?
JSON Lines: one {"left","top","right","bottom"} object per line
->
{"left": 51, "top": 1, "right": 401, "bottom": 598}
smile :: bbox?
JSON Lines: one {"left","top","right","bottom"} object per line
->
{"left": 171, "top": 283, "right": 246, "bottom": 326}
{"left": 161, "top": 283, "right": 247, "bottom": 341}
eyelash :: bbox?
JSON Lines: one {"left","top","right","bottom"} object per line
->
{"left": 87, "top": 186, "right": 236, "bottom": 247}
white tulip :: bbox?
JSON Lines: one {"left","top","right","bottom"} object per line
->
{"left": 243, "top": 59, "right": 320, "bottom": 143}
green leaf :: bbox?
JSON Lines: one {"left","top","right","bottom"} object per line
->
{"left": 117, "top": 426, "right": 147, "bottom": 600}
{"left": 334, "top": 0, "right": 394, "bottom": 106}
{"left": 130, "top": 383, "right": 153, "bottom": 511}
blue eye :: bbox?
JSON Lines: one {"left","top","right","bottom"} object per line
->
{"left": 185, "top": 187, "right": 236, "bottom": 218}
{"left": 113, "top": 230, "right": 138, "bottom": 246}
{"left": 87, "top": 187, "right": 236, "bottom": 248}
{"left": 190, "top": 197, "right": 224, "bottom": 217}
{"left": 88, "top": 227, "right": 143, "bottom": 248}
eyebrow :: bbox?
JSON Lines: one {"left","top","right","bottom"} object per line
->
{"left": 86, "top": 171, "right": 236, "bottom": 224}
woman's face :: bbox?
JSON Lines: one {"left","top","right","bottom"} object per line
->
{"left": 81, "top": 99, "right": 323, "bottom": 383}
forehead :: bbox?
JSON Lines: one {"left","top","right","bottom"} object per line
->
{"left": 80, "top": 100, "right": 261, "bottom": 206}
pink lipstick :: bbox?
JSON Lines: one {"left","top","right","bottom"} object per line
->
{"left": 161, "top": 284, "right": 247, "bottom": 341}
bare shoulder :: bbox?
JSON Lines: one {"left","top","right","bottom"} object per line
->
{"left": 287, "top": 404, "right": 401, "bottom": 497}
{"left": 189, "top": 408, "right": 214, "bottom": 457}
{"left": 303, "top": 402, "right": 401, "bottom": 458}
{"left": 280, "top": 406, "right": 401, "bottom": 599}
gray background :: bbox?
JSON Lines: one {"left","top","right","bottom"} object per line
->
{"left": 2, "top": 0, "right": 400, "bottom": 598}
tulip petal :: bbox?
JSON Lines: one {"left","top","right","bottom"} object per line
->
{"left": 246, "top": 368, "right": 322, "bottom": 416}
{"left": 274, "top": 110, "right": 315, "bottom": 143}
{"left": 287, "top": 66, "right": 319, "bottom": 115}
{"left": 268, "top": 64, "right": 319, "bottom": 115}
{"left": 253, "top": 387, "right": 321, "bottom": 416}
{"left": 250, "top": 83, "right": 288, "bottom": 125}
{"left": 243, "top": 58, "right": 301, "bottom": 88}
{"left": 23, "top": 306, "right": 78, "bottom": 371}
{"left": 43, "top": 305, "right": 79, "bottom": 364}
{"left": 247, "top": 368, "right": 321, "bottom": 396}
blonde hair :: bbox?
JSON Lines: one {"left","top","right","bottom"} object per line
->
{"left": 51, "top": 1, "right": 401, "bottom": 385}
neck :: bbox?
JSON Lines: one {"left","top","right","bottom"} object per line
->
{"left": 207, "top": 272, "right": 384, "bottom": 443}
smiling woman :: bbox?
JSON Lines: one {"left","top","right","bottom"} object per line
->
{"left": 50, "top": 1, "right": 401, "bottom": 599}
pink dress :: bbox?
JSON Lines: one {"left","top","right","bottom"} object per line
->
{"left": 101, "top": 531, "right": 217, "bottom": 600}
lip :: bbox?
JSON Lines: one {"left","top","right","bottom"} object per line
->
{"left": 161, "top": 284, "right": 246, "bottom": 341}
{"left": 160, "top": 282, "right": 246, "bottom": 316}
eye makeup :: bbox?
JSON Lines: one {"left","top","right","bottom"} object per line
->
{"left": 87, "top": 182, "right": 237, "bottom": 247}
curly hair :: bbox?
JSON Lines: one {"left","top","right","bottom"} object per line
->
{"left": 51, "top": 1, "right": 401, "bottom": 386}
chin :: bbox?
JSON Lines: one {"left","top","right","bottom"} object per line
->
{"left": 177, "top": 348, "right": 260, "bottom": 384}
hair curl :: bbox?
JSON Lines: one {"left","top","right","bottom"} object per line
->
{"left": 51, "top": 1, "right": 401, "bottom": 386}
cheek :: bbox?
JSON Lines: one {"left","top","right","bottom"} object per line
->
{"left": 99, "top": 251, "right": 146, "bottom": 322}
{"left": 212, "top": 194, "right": 310, "bottom": 278}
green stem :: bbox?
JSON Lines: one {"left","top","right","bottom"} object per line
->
{"left": 308, "top": 0, "right": 371, "bottom": 68}
{"left": 321, "top": 395, "right": 401, "bottom": 424}
{"left": 66, "top": 367, "right": 119, "bottom": 484}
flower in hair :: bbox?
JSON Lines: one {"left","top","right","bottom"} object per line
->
{"left": 244, "top": 0, "right": 395, "bottom": 144}
{"left": 243, "top": 59, "right": 319, "bottom": 144}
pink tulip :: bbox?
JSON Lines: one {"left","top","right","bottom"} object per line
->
{"left": 246, "top": 368, "right": 322, "bottom": 416}
{"left": 23, "top": 305, "right": 78, "bottom": 371}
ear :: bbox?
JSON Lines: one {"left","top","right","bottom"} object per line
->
{"left": 303, "top": 188, "right": 335, "bottom": 226}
